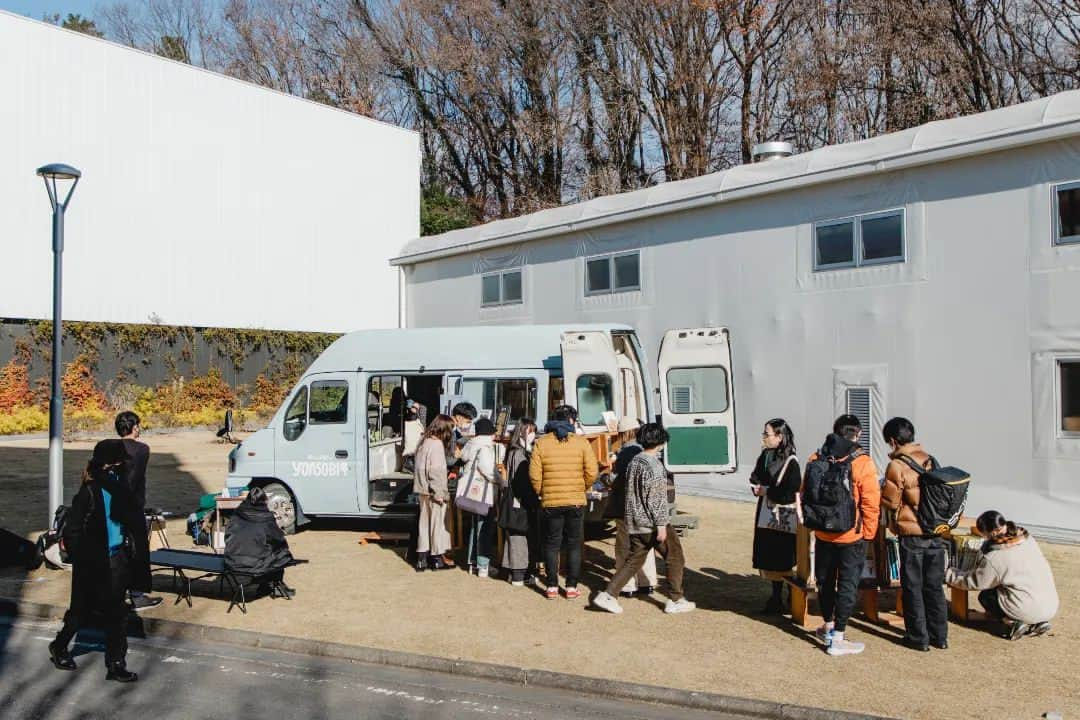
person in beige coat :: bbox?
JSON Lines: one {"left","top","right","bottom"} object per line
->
{"left": 413, "top": 415, "right": 456, "bottom": 572}
{"left": 529, "top": 406, "right": 598, "bottom": 599}
{"left": 947, "top": 510, "right": 1059, "bottom": 640}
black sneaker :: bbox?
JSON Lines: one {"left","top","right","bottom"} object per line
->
{"left": 131, "top": 595, "right": 163, "bottom": 612}
{"left": 106, "top": 661, "right": 138, "bottom": 683}
{"left": 1006, "top": 621, "right": 1030, "bottom": 640}
{"left": 902, "top": 636, "right": 930, "bottom": 652}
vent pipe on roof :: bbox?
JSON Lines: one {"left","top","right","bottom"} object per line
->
{"left": 751, "top": 141, "right": 794, "bottom": 163}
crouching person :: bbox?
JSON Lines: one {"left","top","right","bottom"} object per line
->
{"left": 592, "top": 424, "right": 695, "bottom": 615}
{"left": 225, "top": 487, "right": 296, "bottom": 599}
{"left": 947, "top": 510, "right": 1059, "bottom": 640}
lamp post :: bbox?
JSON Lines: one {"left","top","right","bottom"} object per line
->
{"left": 37, "top": 163, "right": 81, "bottom": 525}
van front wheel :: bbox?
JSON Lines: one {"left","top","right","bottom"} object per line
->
{"left": 263, "top": 482, "right": 297, "bottom": 535}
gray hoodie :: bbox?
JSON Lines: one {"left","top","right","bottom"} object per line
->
{"left": 947, "top": 529, "right": 1059, "bottom": 624}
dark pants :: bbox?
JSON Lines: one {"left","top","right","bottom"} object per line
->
{"left": 606, "top": 526, "right": 686, "bottom": 601}
{"left": 815, "top": 538, "right": 864, "bottom": 633}
{"left": 542, "top": 506, "right": 584, "bottom": 588}
{"left": 900, "top": 536, "right": 949, "bottom": 645}
{"left": 54, "top": 553, "right": 131, "bottom": 664}
{"left": 979, "top": 588, "right": 1007, "bottom": 620}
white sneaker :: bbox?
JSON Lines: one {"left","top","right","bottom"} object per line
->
{"left": 591, "top": 591, "right": 623, "bottom": 614}
{"left": 476, "top": 566, "right": 489, "bottom": 578}
{"left": 510, "top": 580, "right": 524, "bottom": 587}
{"left": 664, "top": 598, "right": 696, "bottom": 614}
{"left": 814, "top": 624, "right": 835, "bottom": 646}
{"left": 827, "top": 638, "right": 865, "bottom": 656}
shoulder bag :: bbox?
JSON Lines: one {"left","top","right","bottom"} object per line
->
{"left": 755, "top": 455, "right": 801, "bottom": 534}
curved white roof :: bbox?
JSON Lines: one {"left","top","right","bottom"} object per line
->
{"left": 305, "top": 324, "right": 633, "bottom": 374}
{"left": 393, "top": 89, "right": 1080, "bottom": 266}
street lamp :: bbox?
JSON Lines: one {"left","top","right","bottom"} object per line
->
{"left": 36, "top": 163, "right": 81, "bottom": 525}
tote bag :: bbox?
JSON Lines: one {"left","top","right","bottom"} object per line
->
{"left": 455, "top": 446, "right": 499, "bottom": 516}
{"left": 755, "top": 456, "right": 801, "bottom": 534}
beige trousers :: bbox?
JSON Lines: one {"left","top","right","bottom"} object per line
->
{"left": 417, "top": 496, "right": 451, "bottom": 556}
{"left": 614, "top": 519, "right": 658, "bottom": 592}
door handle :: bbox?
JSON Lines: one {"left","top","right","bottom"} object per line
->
{"left": 335, "top": 450, "right": 349, "bottom": 459}
{"left": 693, "top": 419, "right": 706, "bottom": 425}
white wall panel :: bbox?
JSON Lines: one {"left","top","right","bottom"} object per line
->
{"left": 0, "top": 12, "right": 418, "bottom": 333}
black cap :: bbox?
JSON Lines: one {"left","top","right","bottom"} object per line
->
{"left": 91, "top": 438, "right": 130, "bottom": 466}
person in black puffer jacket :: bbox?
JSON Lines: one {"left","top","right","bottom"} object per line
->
{"left": 225, "top": 487, "right": 296, "bottom": 597}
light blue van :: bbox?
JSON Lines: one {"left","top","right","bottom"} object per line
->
{"left": 226, "top": 324, "right": 735, "bottom": 532}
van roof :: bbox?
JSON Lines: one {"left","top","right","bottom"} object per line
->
{"left": 306, "top": 324, "right": 635, "bottom": 374}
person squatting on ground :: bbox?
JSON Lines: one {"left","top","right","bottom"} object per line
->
{"left": 49, "top": 439, "right": 145, "bottom": 682}
{"left": 224, "top": 486, "right": 296, "bottom": 599}
{"left": 881, "top": 417, "right": 949, "bottom": 652}
{"left": 530, "top": 406, "right": 598, "bottom": 599}
{"left": 115, "top": 410, "right": 162, "bottom": 612}
{"left": 947, "top": 510, "right": 1059, "bottom": 640}
{"left": 750, "top": 418, "right": 801, "bottom": 615}
{"left": 607, "top": 417, "right": 657, "bottom": 598}
{"left": 804, "top": 415, "right": 880, "bottom": 656}
{"left": 592, "top": 424, "right": 696, "bottom": 615}
{"left": 460, "top": 417, "right": 500, "bottom": 577}
{"left": 413, "top": 414, "right": 456, "bottom": 572}
{"left": 500, "top": 417, "right": 539, "bottom": 585}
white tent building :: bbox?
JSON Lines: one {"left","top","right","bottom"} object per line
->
{"left": 1, "top": 11, "right": 418, "bottom": 333}
{"left": 392, "top": 90, "right": 1080, "bottom": 541}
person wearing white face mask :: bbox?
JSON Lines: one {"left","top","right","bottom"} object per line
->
{"left": 500, "top": 418, "right": 539, "bottom": 586}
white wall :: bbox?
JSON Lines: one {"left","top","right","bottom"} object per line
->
{"left": 0, "top": 11, "right": 418, "bottom": 333}
{"left": 403, "top": 138, "right": 1080, "bottom": 538}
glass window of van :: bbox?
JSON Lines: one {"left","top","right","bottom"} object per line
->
{"left": 576, "top": 374, "right": 613, "bottom": 425}
{"left": 462, "top": 378, "right": 537, "bottom": 421}
{"left": 1054, "top": 181, "right": 1080, "bottom": 245}
{"left": 310, "top": 381, "right": 348, "bottom": 424}
{"left": 666, "top": 367, "right": 729, "bottom": 413}
{"left": 283, "top": 386, "right": 308, "bottom": 441}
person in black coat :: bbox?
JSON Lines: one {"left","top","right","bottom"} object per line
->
{"left": 225, "top": 487, "right": 296, "bottom": 597}
{"left": 115, "top": 411, "right": 159, "bottom": 609}
{"left": 49, "top": 439, "right": 143, "bottom": 682}
{"left": 750, "top": 418, "right": 802, "bottom": 615}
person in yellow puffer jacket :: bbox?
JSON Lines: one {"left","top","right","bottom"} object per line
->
{"left": 529, "top": 405, "right": 598, "bottom": 600}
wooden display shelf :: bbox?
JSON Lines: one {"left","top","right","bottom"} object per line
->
{"left": 784, "top": 576, "right": 904, "bottom": 629}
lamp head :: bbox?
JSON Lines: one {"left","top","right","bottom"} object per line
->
{"left": 36, "top": 163, "right": 81, "bottom": 210}
{"left": 36, "top": 163, "right": 81, "bottom": 180}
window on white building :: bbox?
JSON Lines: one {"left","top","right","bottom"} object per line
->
{"left": 481, "top": 269, "right": 523, "bottom": 307}
{"left": 585, "top": 251, "right": 640, "bottom": 295}
{"left": 1060, "top": 360, "right": 1080, "bottom": 437}
{"left": 814, "top": 209, "right": 904, "bottom": 271}
{"left": 1053, "top": 181, "right": 1080, "bottom": 246}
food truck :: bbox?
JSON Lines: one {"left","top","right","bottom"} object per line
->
{"left": 226, "top": 324, "right": 735, "bottom": 532}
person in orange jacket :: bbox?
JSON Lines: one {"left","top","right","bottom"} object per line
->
{"left": 805, "top": 414, "right": 880, "bottom": 656}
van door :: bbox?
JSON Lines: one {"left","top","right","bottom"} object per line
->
{"left": 560, "top": 331, "right": 620, "bottom": 430}
{"left": 658, "top": 328, "right": 736, "bottom": 473}
{"left": 276, "top": 372, "right": 360, "bottom": 515}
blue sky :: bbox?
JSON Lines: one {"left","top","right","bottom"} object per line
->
{"left": 0, "top": 1, "right": 104, "bottom": 22}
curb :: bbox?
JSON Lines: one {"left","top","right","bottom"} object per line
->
{"left": 1, "top": 596, "right": 892, "bottom": 720}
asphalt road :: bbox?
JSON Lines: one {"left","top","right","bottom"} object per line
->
{"left": 0, "top": 616, "right": 746, "bottom": 720}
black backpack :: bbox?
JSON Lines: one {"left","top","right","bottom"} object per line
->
{"left": 899, "top": 455, "right": 970, "bottom": 537}
{"left": 801, "top": 452, "right": 858, "bottom": 533}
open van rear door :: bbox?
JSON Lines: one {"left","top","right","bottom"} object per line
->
{"left": 658, "top": 328, "right": 736, "bottom": 473}
{"left": 560, "top": 331, "right": 620, "bottom": 430}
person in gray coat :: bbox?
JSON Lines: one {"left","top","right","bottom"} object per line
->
{"left": 947, "top": 510, "right": 1059, "bottom": 640}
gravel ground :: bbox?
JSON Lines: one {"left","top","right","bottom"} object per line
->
{"left": 1, "top": 432, "right": 1076, "bottom": 719}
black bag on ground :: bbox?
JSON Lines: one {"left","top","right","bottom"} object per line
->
{"left": 1, "top": 528, "right": 42, "bottom": 570}
{"left": 900, "top": 455, "right": 970, "bottom": 536}
{"left": 801, "top": 453, "right": 857, "bottom": 533}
